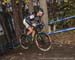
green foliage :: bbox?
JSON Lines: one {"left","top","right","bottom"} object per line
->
{"left": 48, "top": 0, "right": 75, "bottom": 30}
{"left": 3, "top": 0, "right": 11, "bottom": 3}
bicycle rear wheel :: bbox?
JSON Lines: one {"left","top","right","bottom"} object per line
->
{"left": 19, "top": 34, "right": 31, "bottom": 49}
{"left": 35, "top": 32, "right": 52, "bottom": 51}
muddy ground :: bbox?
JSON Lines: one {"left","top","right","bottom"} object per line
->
{"left": 0, "top": 31, "right": 75, "bottom": 60}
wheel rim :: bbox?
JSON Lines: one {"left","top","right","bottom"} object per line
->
{"left": 19, "top": 34, "right": 30, "bottom": 49}
{"left": 35, "top": 33, "right": 52, "bottom": 51}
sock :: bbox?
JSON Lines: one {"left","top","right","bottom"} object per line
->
{"left": 32, "top": 36, "right": 34, "bottom": 41}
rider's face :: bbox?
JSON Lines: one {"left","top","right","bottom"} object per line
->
{"left": 36, "top": 12, "right": 43, "bottom": 17}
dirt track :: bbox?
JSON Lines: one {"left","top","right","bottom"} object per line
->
{"left": 0, "top": 44, "right": 75, "bottom": 60}
{"left": 0, "top": 31, "right": 75, "bottom": 60}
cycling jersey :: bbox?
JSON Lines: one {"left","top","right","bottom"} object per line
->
{"left": 23, "top": 7, "right": 44, "bottom": 29}
{"left": 23, "top": 19, "right": 29, "bottom": 28}
{"left": 23, "top": 17, "right": 32, "bottom": 28}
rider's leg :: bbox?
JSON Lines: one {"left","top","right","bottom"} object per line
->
{"left": 32, "top": 29, "right": 35, "bottom": 41}
{"left": 26, "top": 27, "right": 33, "bottom": 35}
{"left": 26, "top": 27, "right": 35, "bottom": 41}
{"left": 23, "top": 19, "right": 33, "bottom": 35}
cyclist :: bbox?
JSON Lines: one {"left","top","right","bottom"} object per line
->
{"left": 23, "top": 7, "right": 44, "bottom": 40}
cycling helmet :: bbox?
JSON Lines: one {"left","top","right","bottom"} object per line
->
{"left": 38, "top": 7, "right": 44, "bottom": 14}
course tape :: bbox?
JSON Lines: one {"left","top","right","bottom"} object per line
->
{"left": 48, "top": 16, "right": 75, "bottom": 25}
{"left": 48, "top": 27, "right": 75, "bottom": 35}
{"left": 48, "top": 16, "right": 75, "bottom": 35}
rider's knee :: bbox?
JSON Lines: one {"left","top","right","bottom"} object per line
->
{"left": 30, "top": 29, "right": 33, "bottom": 33}
{"left": 28, "top": 27, "right": 33, "bottom": 33}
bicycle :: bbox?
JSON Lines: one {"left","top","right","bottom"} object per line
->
{"left": 19, "top": 23, "right": 52, "bottom": 51}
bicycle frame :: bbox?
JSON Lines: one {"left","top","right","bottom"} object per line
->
{"left": 20, "top": 23, "right": 52, "bottom": 51}
{"left": 23, "top": 23, "right": 44, "bottom": 38}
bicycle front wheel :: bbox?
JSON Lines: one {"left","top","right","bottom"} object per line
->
{"left": 35, "top": 32, "right": 52, "bottom": 51}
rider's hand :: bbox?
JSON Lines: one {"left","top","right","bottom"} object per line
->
{"left": 32, "top": 23, "right": 36, "bottom": 27}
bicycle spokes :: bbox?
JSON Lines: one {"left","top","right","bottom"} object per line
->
{"left": 35, "top": 33, "right": 52, "bottom": 51}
